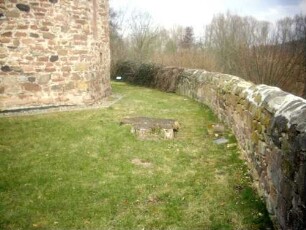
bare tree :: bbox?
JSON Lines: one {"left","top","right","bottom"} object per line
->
{"left": 293, "top": 15, "right": 306, "bottom": 97}
{"left": 109, "top": 8, "right": 129, "bottom": 76}
{"left": 110, "top": 8, "right": 305, "bottom": 97}
{"left": 180, "top": 26, "right": 194, "bottom": 49}
{"left": 250, "top": 16, "right": 305, "bottom": 94}
{"left": 128, "top": 11, "right": 159, "bottom": 62}
{"left": 204, "top": 12, "right": 306, "bottom": 97}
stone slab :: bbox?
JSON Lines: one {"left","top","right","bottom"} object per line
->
{"left": 121, "top": 117, "right": 179, "bottom": 140}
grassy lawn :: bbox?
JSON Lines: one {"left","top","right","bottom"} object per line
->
{"left": 0, "top": 82, "right": 272, "bottom": 229}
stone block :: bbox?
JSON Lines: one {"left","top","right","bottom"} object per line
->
{"left": 17, "top": 25, "right": 29, "bottom": 30}
{"left": 2, "top": 32, "right": 12, "bottom": 37}
{"left": 21, "top": 39, "right": 33, "bottom": 45}
{"left": 62, "top": 66, "right": 71, "bottom": 72}
{"left": 30, "top": 33, "right": 39, "bottom": 38}
{"left": 6, "top": 10, "right": 20, "bottom": 18}
{"left": 0, "top": 47, "right": 7, "bottom": 54}
{"left": 121, "top": 117, "right": 179, "bottom": 140}
{"left": 16, "top": 4, "right": 31, "bottom": 13}
{"left": 64, "top": 82, "right": 75, "bottom": 91}
{"left": 45, "top": 67, "right": 56, "bottom": 72}
{"left": 38, "top": 75, "right": 50, "bottom": 84}
{"left": 74, "top": 35, "right": 87, "bottom": 40}
{"left": 0, "top": 38, "right": 10, "bottom": 43}
{"left": 49, "top": 55, "right": 59, "bottom": 62}
{"left": 1, "top": 65, "right": 11, "bottom": 72}
{"left": 58, "top": 49, "right": 68, "bottom": 55}
{"left": 257, "top": 140, "right": 267, "bottom": 156}
{"left": 22, "top": 83, "right": 41, "bottom": 92}
{"left": 38, "top": 57, "right": 49, "bottom": 62}
{"left": 15, "top": 32, "right": 27, "bottom": 37}
{"left": 297, "top": 133, "right": 306, "bottom": 151}
{"left": 77, "top": 81, "right": 88, "bottom": 91}
{"left": 51, "top": 84, "right": 63, "bottom": 91}
{"left": 23, "top": 66, "right": 35, "bottom": 73}
{"left": 0, "top": 12, "right": 6, "bottom": 20}
{"left": 13, "top": 39, "right": 20, "bottom": 46}
{"left": 43, "top": 32, "right": 55, "bottom": 39}
{"left": 28, "top": 77, "right": 36, "bottom": 83}
{"left": 74, "top": 63, "right": 89, "bottom": 71}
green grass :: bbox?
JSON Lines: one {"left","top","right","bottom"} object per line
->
{"left": 0, "top": 82, "right": 272, "bottom": 229}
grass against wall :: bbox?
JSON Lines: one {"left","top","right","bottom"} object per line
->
{"left": 0, "top": 83, "right": 272, "bottom": 229}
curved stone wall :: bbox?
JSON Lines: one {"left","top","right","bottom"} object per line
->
{"left": 116, "top": 62, "right": 306, "bottom": 229}
{"left": 176, "top": 69, "right": 306, "bottom": 229}
{"left": 0, "top": 0, "right": 111, "bottom": 111}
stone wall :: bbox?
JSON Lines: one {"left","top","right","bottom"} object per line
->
{"left": 116, "top": 62, "right": 306, "bottom": 229}
{"left": 0, "top": 0, "right": 111, "bottom": 111}
{"left": 176, "top": 69, "right": 306, "bottom": 229}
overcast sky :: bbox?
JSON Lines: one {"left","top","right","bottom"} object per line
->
{"left": 110, "top": 0, "right": 306, "bottom": 37}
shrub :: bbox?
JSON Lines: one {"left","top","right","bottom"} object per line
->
{"left": 113, "top": 60, "right": 161, "bottom": 87}
{"left": 111, "top": 60, "right": 138, "bottom": 82}
{"left": 133, "top": 63, "right": 161, "bottom": 87}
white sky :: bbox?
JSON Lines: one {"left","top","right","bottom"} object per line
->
{"left": 110, "top": 0, "right": 306, "bottom": 37}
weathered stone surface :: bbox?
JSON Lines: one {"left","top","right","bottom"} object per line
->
{"left": 22, "top": 83, "right": 41, "bottom": 92}
{"left": 38, "top": 75, "right": 51, "bottom": 84}
{"left": 291, "top": 109, "right": 306, "bottom": 132}
{"left": 2, "top": 32, "right": 12, "bottom": 37}
{"left": 121, "top": 117, "right": 179, "bottom": 140}
{"left": 51, "top": 85, "right": 62, "bottom": 91}
{"left": 6, "top": 10, "right": 20, "bottom": 18}
{"left": 28, "top": 77, "right": 36, "bottom": 83}
{"left": 29, "top": 33, "right": 39, "bottom": 38}
{"left": 64, "top": 82, "right": 75, "bottom": 91}
{"left": 0, "top": 0, "right": 111, "bottom": 111}
{"left": 1, "top": 65, "right": 11, "bottom": 72}
{"left": 50, "top": 55, "right": 59, "bottom": 62}
{"left": 298, "top": 133, "right": 306, "bottom": 151}
{"left": 175, "top": 69, "right": 306, "bottom": 230}
{"left": 16, "top": 4, "right": 30, "bottom": 13}
{"left": 214, "top": 137, "right": 229, "bottom": 145}
{"left": 42, "top": 32, "right": 55, "bottom": 39}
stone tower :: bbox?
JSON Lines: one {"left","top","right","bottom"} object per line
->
{"left": 0, "top": 0, "right": 111, "bottom": 111}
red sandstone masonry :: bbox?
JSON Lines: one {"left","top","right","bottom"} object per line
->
{"left": 0, "top": 0, "right": 111, "bottom": 110}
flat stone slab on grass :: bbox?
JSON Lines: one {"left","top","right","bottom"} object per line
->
{"left": 121, "top": 117, "right": 179, "bottom": 140}
{"left": 214, "top": 137, "right": 229, "bottom": 145}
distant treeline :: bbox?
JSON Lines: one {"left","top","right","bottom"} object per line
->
{"left": 110, "top": 10, "right": 306, "bottom": 98}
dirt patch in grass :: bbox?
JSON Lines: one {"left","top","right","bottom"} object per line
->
{"left": 131, "top": 158, "right": 153, "bottom": 168}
